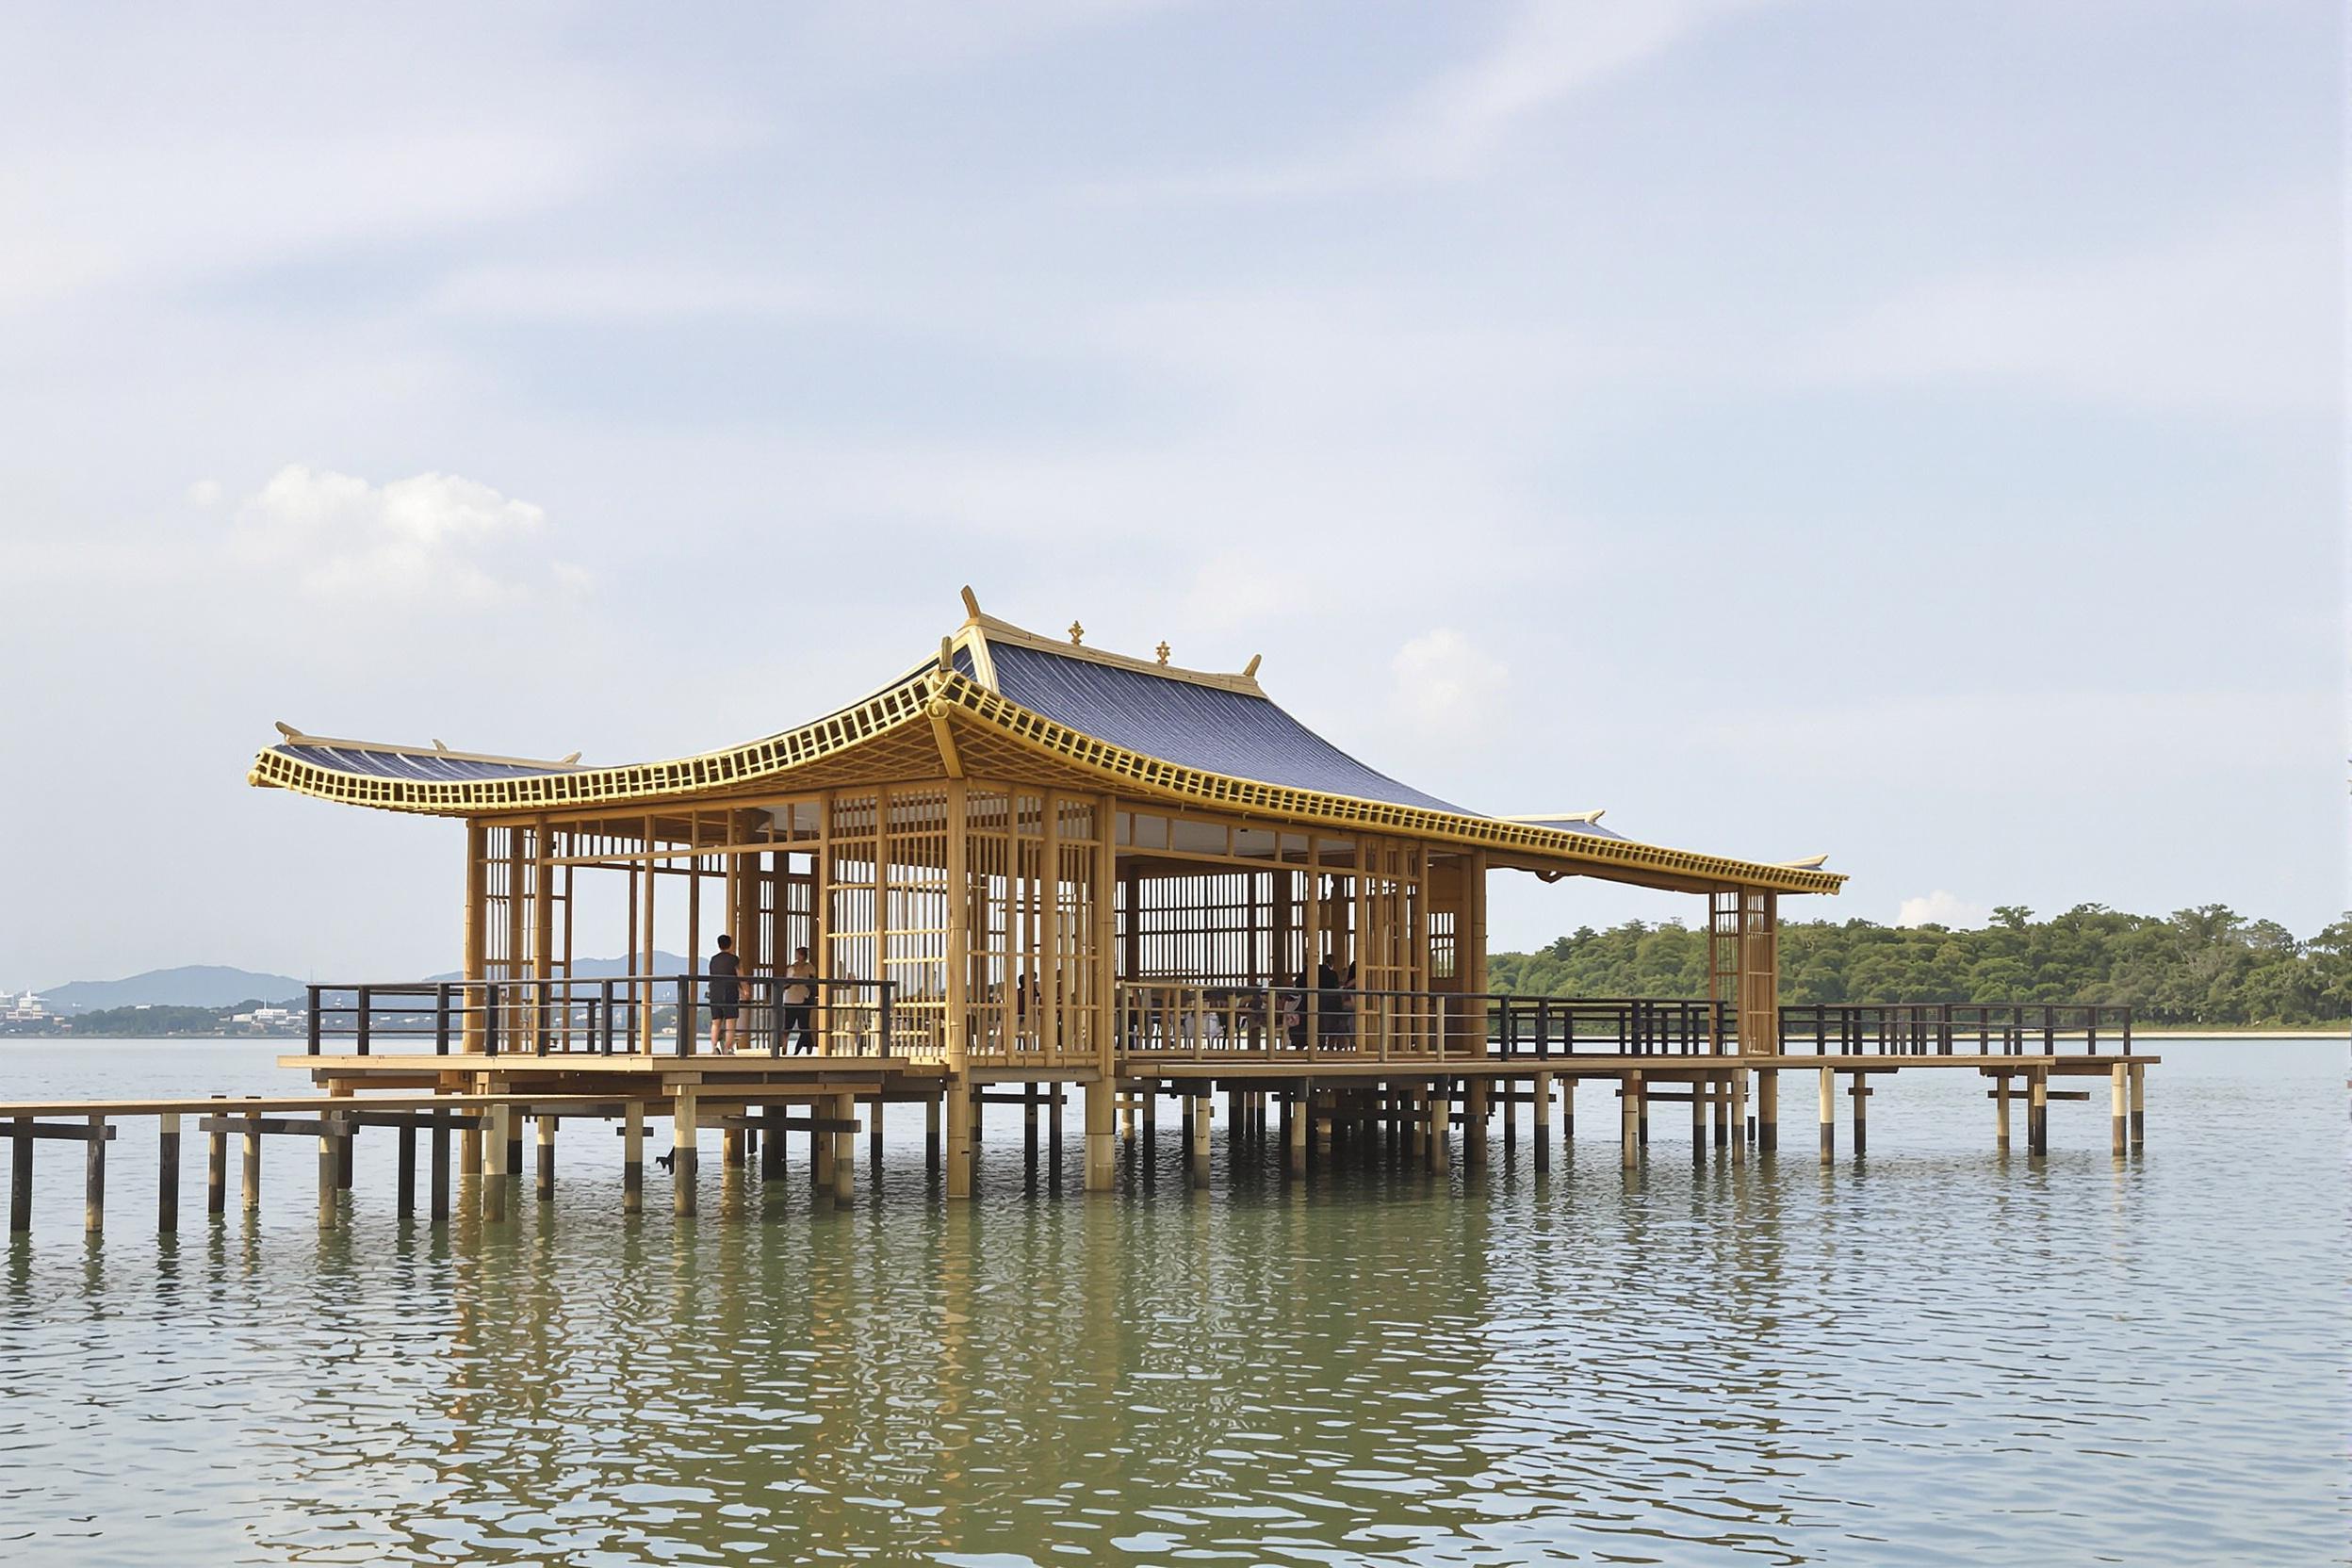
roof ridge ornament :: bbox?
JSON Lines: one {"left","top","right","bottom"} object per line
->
{"left": 1154, "top": 641, "right": 1170, "bottom": 665}
{"left": 959, "top": 585, "right": 980, "bottom": 620}
{"left": 1069, "top": 620, "right": 1085, "bottom": 645}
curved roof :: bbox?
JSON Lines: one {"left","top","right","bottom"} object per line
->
{"left": 245, "top": 597, "right": 1841, "bottom": 894}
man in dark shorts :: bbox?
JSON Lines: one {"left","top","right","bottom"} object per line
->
{"left": 707, "top": 935, "right": 743, "bottom": 1054}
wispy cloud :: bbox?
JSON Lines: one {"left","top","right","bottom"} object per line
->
{"left": 1799, "top": 186, "right": 2340, "bottom": 415}
{"left": 230, "top": 466, "right": 583, "bottom": 608}
{"left": 422, "top": 263, "right": 828, "bottom": 322}
{"left": 1894, "top": 890, "right": 1988, "bottom": 929}
{"left": 1122, "top": 0, "right": 1778, "bottom": 198}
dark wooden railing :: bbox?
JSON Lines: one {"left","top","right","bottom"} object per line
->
{"left": 1775, "top": 1002, "right": 2132, "bottom": 1057}
{"left": 306, "top": 974, "right": 896, "bottom": 1059}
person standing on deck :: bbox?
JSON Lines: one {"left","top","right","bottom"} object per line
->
{"left": 781, "top": 946, "right": 816, "bottom": 1054}
{"left": 1315, "top": 952, "right": 1343, "bottom": 1050}
{"left": 707, "top": 935, "right": 743, "bottom": 1054}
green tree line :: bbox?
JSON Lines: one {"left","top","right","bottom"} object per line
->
{"left": 1489, "top": 905, "right": 2352, "bottom": 1027}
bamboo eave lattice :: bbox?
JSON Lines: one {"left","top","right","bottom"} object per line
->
{"left": 244, "top": 602, "right": 1845, "bottom": 897}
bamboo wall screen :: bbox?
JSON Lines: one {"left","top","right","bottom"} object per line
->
{"left": 964, "top": 787, "right": 1102, "bottom": 1068}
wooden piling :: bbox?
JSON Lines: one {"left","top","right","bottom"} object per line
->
{"left": 156, "top": 1113, "right": 180, "bottom": 1234}
{"left": 1049, "top": 1083, "right": 1065, "bottom": 1175}
{"left": 673, "top": 1090, "right": 698, "bottom": 1217}
{"left": 1849, "top": 1073, "right": 1869, "bottom": 1157}
{"left": 396, "top": 1121, "right": 416, "bottom": 1215}
{"left": 1426, "top": 1082, "right": 1447, "bottom": 1173}
{"left": 316, "top": 1116, "right": 336, "bottom": 1231}
{"left": 1531, "top": 1071, "right": 1552, "bottom": 1172}
{"left": 944, "top": 1077, "right": 972, "bottom": 1200}
{"left": 205, "top": 1098, "right": 226, "bottom": 1217}
{"left": 86, "top": 1116, "right": 106, "bottom": 1233}
{"left": 537, "top": 1112, "right": 557, "bottom": 1200}
{"left": 1995, "top": 1075, "right": 2012, "bottom": 1150}
{"left": 870, "top": 1096, "right": 885, "bottom": 1175}
{"left": 832, "top": 1092, "right": 856, "bottom": 1208}
{"left": 242, "top": 1113, "right": 262, "bottom": 1213}
{"left": 622, "top": 1101, "right": 644, "bottom": 1214}
{"left": 1620, "top": 1072, "right": 1640, "bottom": 1169}
{"left": 763, "top": 1102, "right": 787, "bottom": 1181}
{"left": 2129, "top": 1063, "right": 2145, "bottom": 1149}
{"left": 1729, "top": 1071, "right": 1747, "bottom": 1167}
{"left": 335, "top": 1102, "right": 354, "bottom": 1191}
{"left": 924, "top": 1093, "right": 940, "bottom": 1175}
{"left": 1712, "top": 1077, "right": 1730, "bottom": 1148}
{"left": 1818, "top": 1067, "right": 1835, "bottom": 1166}
{"left": 1189, "top": 1093, "right": 1211, "bottom": 1189}
{"left": 481, "top": 1104, "right": 509, "bottom": 1223}
{"left": 1024, "top": 1082, "right": 1040, "bottom": 1166}
{"left": 430, "top": 1113, "right": 450, "bottom": 1221}
{"left": 723, "top": 1126, "right": 743, "bottom": 1169}
{"left": 1287, "top": 1086, "right": 1308, "bottom": 1173}
{"left": 1561, "top": 1076, "right": 1575, "bottom": 1151}
{"left": 2111, "top": 1063, "right": 2127, "bottom": 1155}
{"left": 8, "top": 1118, "right": 27, "bottom": 1233}
{"left": 2028, "top": 1071, "right": 2049, "bottom": 1156}
{"left": 507, "top": 1113, "right": 523, "bottom": 1179}
{"left": 1690, "top": 1080, "right": 1706, "bottom": 1165}
{"left": 1757, "top": 1069, "right": 1779, "bottom": 1153}
{"left": 813, "top": 1098, "right": 837, "bottom": 1189}
{"left": 1463, "top": 1079, "right": 1489, "bottom": 1169}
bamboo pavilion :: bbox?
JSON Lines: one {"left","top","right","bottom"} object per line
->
{"left": 216, "top": 588, "right": 2141, "bottom": 1217}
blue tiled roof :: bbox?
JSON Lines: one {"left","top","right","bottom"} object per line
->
{"left": 983, "top": 640, "right": 1465, "bottom": 812}
{"left": 273, "top": 744, "right": 569, "bottom": 783}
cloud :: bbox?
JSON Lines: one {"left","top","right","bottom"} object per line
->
{"left": 229, "top": 465, "right": 580, "bottom": 608}
{"left": 1799, "top": 186, "right": 2339, "bottom": 415}
{"left": 1391, "top": 629, "right": 1509, "bottom": 737}
{"left": 1894, "top": 890, "right": 1988, "bottom": 930}
{"left": 1126, "top": 0, "right": 1776, "bottom": 198}
{"left": 185, "top": 479, "right": 222, "bottom": 508}
{"left": 422, "top": 263, "right": 826, "bottom": 321}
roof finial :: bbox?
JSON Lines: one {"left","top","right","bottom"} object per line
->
{"left": 1069, "top": 620, "right": 1085, "bottom": 645}
{"left": 1154, "top": 641, "right": 1170, "bottom": 665}
{"left": 1242, "top": 654, "right": 1262, "bottom": 679}
{"left": 959, "top": 585, "right": 980, "bottom": 619}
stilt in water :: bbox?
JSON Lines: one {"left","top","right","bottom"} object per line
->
{"left": 924, "top": 1093, "right": 940, "bottom": 1176}
{"left": 832, "top": 1092, "right": 856, "bottom": 1208}
{"left": 723, "top": 1124, "right": 743, "bottom": 1170}
{"left": 869, "top": 1096, "right": 885, "bottom": 1177}
{"left": 316, "top": 1116, "right": 336, "bottom": 1232}
{"left": 1050, "top": 1085, "right": 1065, "bottom": 1186}
{"left": 1850, "top": 1073, "right": 1868, "bottom": 1158}
{"left": 1818, "top": 1067, "right": 1835, "bottom": 1167}
{"left": 538, "top": 1113, "right": 557, "bottom": 1200}
{"left": 763, "top": 1102, "right": 787, "bottom": 1181}
{"left": 335, "top": 1102, "right": 355, "bottom": 1191}
{"left": 157, "top": 1113, "right": 181, "bottom": 1234}
{"left": 1713, "top": 1076, "right": 1730, "bottom": 1149}
{"left": 1286, "top": 1086, "right": 1308, "bottom": 1174}
{"left": 430, "top": 1112, "right": 451, "bottom": 1221}
{"left": 86, "top": 1116, "right": 106, "bottom": 1235}
{"left": 1024, "top": 1082, "right": 1040, "bottom": 1170}
{"left": 242, "top": 1112, "right": 263, "bottom": 1214}
{"left": 1994, "top": 1074, "right": 2012, "bottom": 1151}
{"left": 1757, "top": 1069, "right": 1779, "bottom": 1154}
{"left": 1690, "top": 1080, "right": 1707, "bottom": 1165}
{"left": 1532, "top": 1072, "right": 1552, "bottom": 1172}
{"left": 813, "top": 1098, "right": 836, "bottom": 1190}
{"left": 1190, "top": 1093, "right": 1211, "bottom": 1189}
{"left": 2028, "top": 1070, "right": 2049, "bottom": 1157}
{"left": 2129, "top": 1063, "right": 2146, "bottom": 1151}
{"left": 2110, "top": 1063, "right": 2127, "bottom": 1156}
{"left": 1620, "top": 1072, "right": 1641, "bottom": 1169}
{"left": 1560, "top": 1076, "right": 1575, "bottom": 1154}
{"left": 1729, "top": 1071, "right": 1747, "bottom": 1167}
{"left": 672, "top": 1090, "right": 698, "bottom": 1217}
{"left": 622, "top": 1101, "right": 644, "bottom": 1215}
{"left": 944, "top": 1078, "right": 973, "bottom": 1200}
{"left": 1142, "top": 1083, "right": 1158, "bottom": 1145}
{"left": 1463, "top": 1079, "right": 1489, "bottom": 1170}
{"left": 205, "top": 1097, "right": 226, "bottom": 1218}
{"left": 507, "top": 1111, "right": 523, "bottom": 1179}
{"left": 9, "top": 1118, "right": 29, "bottom": 1233}
{"left": 1083, "top": 1081, "right": 1114, "bottom": 1191}
{"left": 482, "top": 1103, "right": 509, "bottom": 1223}
{"left": 396, "top": 1120, "right": 416, "bottom": 1216}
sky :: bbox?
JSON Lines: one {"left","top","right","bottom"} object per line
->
{"left": 0, "top": 0, "right": 2340, "bottom": 989}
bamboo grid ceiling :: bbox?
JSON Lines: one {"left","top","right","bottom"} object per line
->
{"left": 246, "top": 622, "right": 1845, "bottom": 897}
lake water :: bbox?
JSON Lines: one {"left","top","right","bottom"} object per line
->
{"left": 0, "top": 1038, "right": 2342, "bottom": 1565}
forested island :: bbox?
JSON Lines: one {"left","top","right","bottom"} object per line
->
{"left": 1491, "top": 905, "right": 2351, "bottom": 1029}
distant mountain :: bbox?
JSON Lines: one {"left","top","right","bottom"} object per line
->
{"left": 40, "top": 965, "right": 306, "bottom": 1013}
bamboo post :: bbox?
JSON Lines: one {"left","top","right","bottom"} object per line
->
{"left": 724, "top": 1125, "right": 743, "bottom": 1169}
{"left": 1287, "top": 1086, "right": 1309, "bottom": 1173}
{"left": 1729, "top": 1070, "right": 1747, "bottom": 1166}
{"left": 1083, "top": 1080, "right": 1114, "bottom": 1190}
{"left": 2129, "top": 1063, "right": 2146, "bottom": 1150}
{"left": 1531, "top": 1071, "right": 1552, "bottom": 1172}
{"left": 673, "top": 1089, "right": 699, "bottom": 1217}
{"left": 242, "top": 1113, "right": 262, "bottom": 1213}
{"left": 869, "top": 1096, "right": 884, "bottom": 1175}
{"left": 763, "top": 1102, "right": 786, "bottom": 1181}
{"left": 832, "top": 1092, "right": 856, "bottom": 1208}
{"left": 1995, "top": 1075, "right": 2012, "bottom": 1150}
{"left": 537, "top": 1113, "right": 557, "bottom": 1200}
{"left": 1561, "top": 1076, "right": 1575, "bottom": 1151}
{"left": 1051, "top": 1083, "right": 1067, "bottom": 1178}
{"left": 1463, "top": 1079, "right": 1489, "bottom": 1169}
{"left": 623, "top": 1101, "right": 644, "bottom": 1214}
{"left": 2110, "top": 1063, "right": 2128, "bottom": 1155}
{"left": 1426, "top": 1081, "right": 1446, "bottom": 1172}
{"left": 2028, "top": 1071, "right": 2049, "bottom": 1156}
{"left": 8, "top": 1119, "right": 27, "bottom": 1233}
{"left": 1690, "top": 1081, "right": 1707, "bottom": 1165}
{"left": 924, "top": 1093, "right": 940, "bottom": 1174}
{"left": 85, "top": 1116, "right": 106, "bottom": 1234}
{"left": 461, "top": 819, "right": 487, "bottom": 1177}
{"left": 813, "top": 1098, "right": 836, "bottom": 1188}
{"left": 944, "top": 780, "right": 973, "bottom": 1201}
{"left": 430, "top": 1113, "right": 450, "bottom": 1220}
{"left": 482, "top": 1104, "right": 509, "bottom": 1223}
{"left": 1024, "top": 1082, "right": 1040, "bottom": 1167}
{"left": 157, "top": 1113, "right": 180, "bottom": 1233}
{"left": 1620, "top": 1072, "right": 1640, "bottom": 1169}
{"left": 205, "top": 1098, "right": 226, "bottom": 1217}
{"left": 1713, "top": 1076, "right": 1731, "bottom": 1148}
{"left": 1756, "top": 1069, "right": 1778, "bottom": 1153}
{"left": 1404, "top": 1084, "right": 1424, "bottom": 1160}
{"left": 335, "top": 1100, "right": 355, "bottom": 1191}
{"left": 1190, "top": 1093, "right": 1211, "bottom": 1188}
{"left": 1818, "top": 1067, "right": 1835, "bottom": 1166}
{"left": 316, "top": 1116, "right": 337, "bottom": 1232}
{"left": 507, "top": 1110, "right": 523, "bottom": 1179}
{"left": 1851, "top": 1072, "right": 1868, "bottom": 1157}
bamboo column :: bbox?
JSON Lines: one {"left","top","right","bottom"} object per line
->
{"left": 833, "top": 1091, "right": 857, "bottom": 1207}
{"left": 1995, "top": 1074, "right": 2012, "bottom": 1150}
{"left": 481, "top": 1103, "right": 509, "bottom": 1223}
{"left": 869, "top": 1096, "right": 884, "bottom": 1176}
{"left": 1851, "top": 1072, "right": 1868, "bottom": 1157}
{"left": 2110, "top": 1064, "right": 2128, "bottom": 1155}
{"left": 430, "top": 1114, "right": 450, "bottom": 1221}
{"left": 1287, "top": 1086, "right": 1308, "bottom": 1173}
{"left": 924, "top": 1093, "right": 940, "bottom": 1174}
{"left": 205, "top": 1098, "right": 226, "bottom": 1217}
{"left": 1690, "top": 1081, "right": 1707, "bottom": 1165}
{"left": 316, "top": 1116, "right": 337, "bottom": 1232}
{"left": 537, "top": 1113, "right": 557, "bottom": 1200}
{"left": 85, "top": 1116, "right": 106, "bottom": 1234}
{"left": 396, "top": 1121, "right": 416, "bottom": 1215}
{"left": 1620, "top": 1072, "right": 1640, "bottom": 1169}
{"left": 673, "top": 1089, "right": 698, "bottom": 1216}
{"left": 1561, "top": 1076, "right": 1575, "bottom": 1151}
{"left": 242, "top": 1112, "right": 262, "bottom": 1213}
{"left": 945, "top": 782, "right": 973, "bottom": 1200}
{"left": 1463, "top": 1079, "right": 1489, "bottom": 1169}
{"left": 2028, "top": 1071, "right": 2049, "bottom": 1156}
{"left": 8, "top": 1119, "right": 27, "bottom": 1233}
{"left": 2129, "top": 1063, "right": 2146, "bottom": 1150}
{"left": 461, "top": 820, "right": 488, "bottom": 1175}
{"left": 1729, "top": 1070, "right": 1747, "bottom": 1166}
{"left": 1189, "top": 1093, "right": 1211, "bottom": 1188}
{"left": 1818, "top": 1067, "right": 1835, "bottom": 1165}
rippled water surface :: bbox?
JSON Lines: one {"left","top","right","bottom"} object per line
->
{"left": 0, "top": 1039, "right": 2343, "bottom": 1565}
